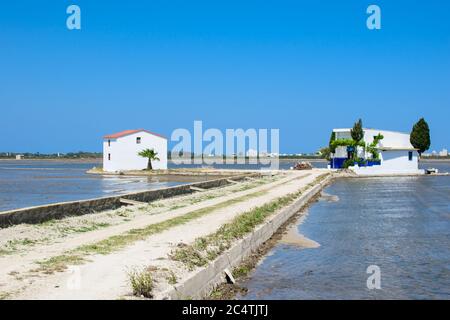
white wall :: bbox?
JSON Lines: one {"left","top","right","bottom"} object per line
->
{"left": 334, "top": 146, "right": 347, "bottom": 158}
{"left": 103, "top": 131, "right": 167, "bottom": 172}
{"left": 352, "top": 150, "right": 422, "bottom": 175}
{"left": 380, "top": 150, "right": 419, "bottom": 171}
{"left": 333, "top": 145, "right": 364, "bottom": 158}
{"left": 364, "top": 129, "right": 413, "bottom": 149}
{"left": 333, "top": 129, "right": 414, "bottom": 149}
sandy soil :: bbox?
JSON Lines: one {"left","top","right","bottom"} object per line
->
{"left": 279, "top": 215, "right": 320, "bottom": 248}
{"left": 0, "top": 170, "right": 328, "bottom": 299}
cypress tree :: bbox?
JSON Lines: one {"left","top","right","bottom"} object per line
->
{"left": 410, "top": 118, "right": 431, "bottom": 155}
{"left": 351, "top": 119, "right": 364, "bottom": 142}
{"left": 329, "top": 131, "right": 336, "bottom": 153}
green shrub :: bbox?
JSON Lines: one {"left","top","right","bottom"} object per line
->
{"left": 343, "top": 159, "right": 355, "bottom": 169}
{"left": 366, "top": 133, "right": 384, "bottom": 160}
{"left": 355, "top": 158, "right": 366, "bottom": 166}
{"left": 128, "top": 268, "right": 154, "bottom": 298}
{"left": 330, "top": 139, "right": 365, "bottom": 151}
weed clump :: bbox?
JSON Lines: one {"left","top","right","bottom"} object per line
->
{"left": 128, "top": 268, "right": 154, "bottom": 298}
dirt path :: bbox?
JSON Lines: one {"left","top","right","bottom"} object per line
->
{"left": 0, "top": 177, "right": 277, "bottom": 270}
{"left": 0, "top": 174, "right": 281, "bottom": 295}
{"left": 1, "top": 170, "right": 325, "bottom": 299}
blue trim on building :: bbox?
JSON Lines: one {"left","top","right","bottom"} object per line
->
{"left": 330, "top": 158, "right": 381, "bottom": 169}
{"left": 330, "top": 157, "right": 347, "bottom": 169}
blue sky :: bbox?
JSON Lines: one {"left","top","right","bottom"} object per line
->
{"left": 0, "top": 0, "right": 449, "bottom": 153}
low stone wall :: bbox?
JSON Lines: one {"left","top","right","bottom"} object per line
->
{"left": 159, "top": 174, "right": 333, "bottom": 300}
{"left": 0, "top": 173, "right": 259, "bottom": 228}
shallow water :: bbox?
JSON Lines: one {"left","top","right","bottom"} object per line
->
{"left": 169, "top": 159, "right": 329, "bottom": 170}
{"left": 0, "top": 159, "right": 328, "bottom": 212}
{"left": 0, "top": 160, "right": 197, "bottom": 211}
{"left": 0, "top": 159, "right": 448, "bottom": 214}
{"left": 238, "top": 175, "right": 450, "bottom": 300}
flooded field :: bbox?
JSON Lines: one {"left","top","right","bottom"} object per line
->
{"left": 0, "top": 160, "right": 205, "bottom": 211}
{"left": 238, "top": 173, "right": 450, "bottom": 299}
{"left": 0, "top": 159, "right": 447, "bottom": 213}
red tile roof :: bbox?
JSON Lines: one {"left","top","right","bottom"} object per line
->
{"left": 104, "top": 129, "right": 167, "bottom": 140}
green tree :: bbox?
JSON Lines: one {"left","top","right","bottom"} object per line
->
{"left": 350, "top": 119, "right": 364, "bottom": 143}
{"left": 349, "top": 119, "right": 364, "bottom": 160}
{"left": 319, "top": 147, "right": 331, "bottom": 160}
{"left": 138, "top": 149, "right": 160, "bottom": 170}
{"left": 410, "top": 118, "right": 431, "bottom": 155}
{"left": 328, "top": 131, "right": 336, "bottom": 153}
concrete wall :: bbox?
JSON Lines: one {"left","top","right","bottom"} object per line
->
{"left": 0, "top": 173, "right": 258, "bottom": 228}
{"left": 103, "top": 131, "right": 168, "bottom": 172}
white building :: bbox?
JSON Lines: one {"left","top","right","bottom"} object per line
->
{"left": 103, "top": 129, "right": 167, "bottom": 172}
{"left": 330, "top": 128, "right": 423, "bottom": 175}
{"left": 439, "top": 149, "right": 448, "bottom": 157}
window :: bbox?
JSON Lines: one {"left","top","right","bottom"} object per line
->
{"left": 108, "top": 140, "right": 111, "bottom": 147}
{"left": 108, "top": 153, "right": 111, "bottom": 161}
{"left": 408, "top": 151, "right": 413, "bottom": 161}
{"left": 136, "top": 137, "right": 141, "bottom": 144}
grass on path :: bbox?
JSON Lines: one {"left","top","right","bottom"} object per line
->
{"left": 33, "top": 190, "right": 268, "bottom": 274}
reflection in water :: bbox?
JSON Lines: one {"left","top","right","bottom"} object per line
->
{"left": 238, "top": 176, "right": 450, "bottom": 300}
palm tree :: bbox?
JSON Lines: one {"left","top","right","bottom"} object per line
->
{"left": 138, "top": 149, "right": 160, "bottom": 170}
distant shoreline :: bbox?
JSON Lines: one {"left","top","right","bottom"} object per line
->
{"left": 0, "top": 158, "right": 102, "bottom": 163}
{"left": 0, "top": 157, "right": 448, "bottom": 163}
{"left": 0, "top": 157, "right": 328, "bottom": 163}
{"left": 420, "top": 158, "right": 450, "bottom": 162}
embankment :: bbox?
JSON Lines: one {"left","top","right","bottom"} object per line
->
{"left": 0, "top": 173, "right": 259, "bottom": 228}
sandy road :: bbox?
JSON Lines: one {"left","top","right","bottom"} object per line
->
{"left": 0, "top": 170, "right": 326, "bottom": 299}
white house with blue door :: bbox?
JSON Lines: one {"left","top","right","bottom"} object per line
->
{"left": 330, "top": 128, "right": 423, "bottom": 175}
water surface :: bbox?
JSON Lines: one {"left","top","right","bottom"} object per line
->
{"left": 0, "top": 159, "right": 447, "bottom": 214}
{"left": 0, "top": 159, "right": 328, "bottom": 211}
{"left": 0, "top": 160, "right": 195, "bottom": 211}
{"left": 238, "top": 174, "right": 450, "bottom": 299}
